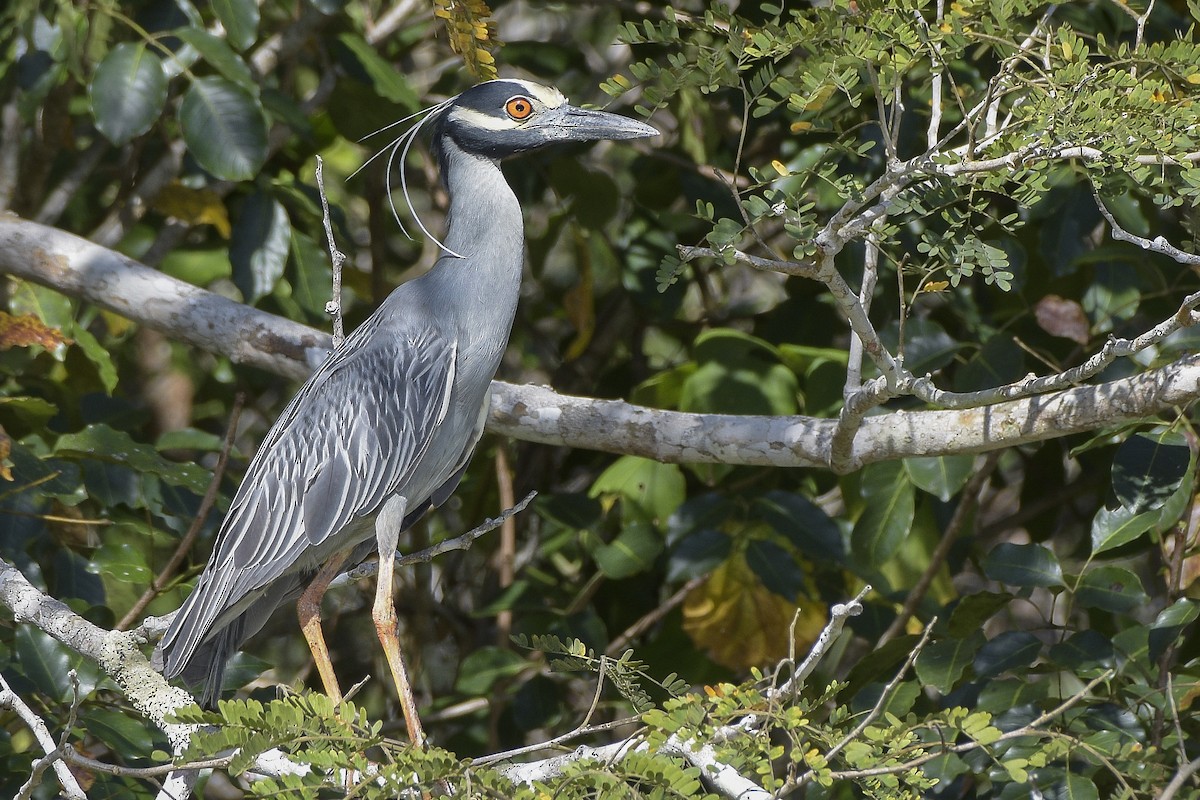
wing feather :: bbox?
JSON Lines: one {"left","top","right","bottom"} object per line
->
{"left": 159, "top": 326, "right": 457, "bottom": 678}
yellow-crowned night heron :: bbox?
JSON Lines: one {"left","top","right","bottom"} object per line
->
{"left": 154, "top": 79, "right": 657, "bottom": 742}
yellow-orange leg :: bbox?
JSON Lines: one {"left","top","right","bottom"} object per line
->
{"left": 297, "top": 550, "right": 350, "bottom": 704}
{"left": 373, "top": 495, "right": 426, "bottom": 746}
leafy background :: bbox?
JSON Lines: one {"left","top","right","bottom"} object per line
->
{"left": 1, "top": 0, "right": 1199, "bottom": 797}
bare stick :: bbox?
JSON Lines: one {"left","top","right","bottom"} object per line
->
{"left": 316, "top": 155, "right": 347, "bottom": 348}
{"left": 494, "top": 448, "right": 517, "bottom": 643}
{"left": 1, "top": 672, "right": 87, "bottom": 800}
{"left": 339, "top": 491, "right": 537, "bottom": 583}
{"left": 605, "top": 575, "right": 705, "bottom": 658}
{"left": 820, "top": 620, "right": 937, "bottom": 769}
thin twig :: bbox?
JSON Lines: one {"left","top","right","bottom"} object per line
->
{"left": 0, "top": 673, "right": 87, "bottom": 800}
{"left": 117, "top": 394, "right": 246, "bottom": 630}
{"left": 474, "top": 715, "right": 640, "bottom": 766}
{"left": 820, "top": 619, "right": 937, "bottom": 768}
{"left": 316, "top": 155, "right": 347, "bottom": 347}
{"left": 1160, "top": 756, "right": 1200, "bottom": 800}
{"left": 782, "top": 585, "right": 870, "bottom": 696}
{"left": 1092, "top": 183, "right": 1200, "bottom": 266}
{"left": 340, "top": 491, "right": 537, "bottom": 582}
{"left": 605, "top": 575, "right": 705, "bottom": 657}
{"left": 878, "top": 452, "right": 1001, "bottom": 645}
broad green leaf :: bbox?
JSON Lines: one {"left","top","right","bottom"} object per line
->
{"left": 69, "top": 321, "right": 118, "bottom": 394}
{"left": 752, "top": 490, "right": 845, "bottom": 563}
{"left": 904, "top": 455, "right": 974, "bottom": 502}
{"left": 231, "top": 192, "right": 292, "bottom": 303}
{"left": 54, "top": 423, "right": 209, "bottom": 493}
{"left": 82, "top": 708, "right": 155, "bottom": 756}
{"left": 974, "top": 631, "right": 1040, "bottom": 678}
{"left": 288, "top": 231, "right": 333, "bottom": 320}
{"left": 213, "top": 0, "right": 259, "bottom": 51}
{"left": 583, "top": 513, "right": 663, "bottom": 579}
{"left": 172, "top": 27, "right": 256, "bottom": 90}
{"left": 882, "top": 317, "right": 959, "bottom": 374}
{"left": 90, "top": 540, "right": 151, "bottom": 584}
{"left": 1149, "top": 599, "right": 1199, "bottom": 662}
{"left": 90, "top": 43, "right": 167, "bottom": 145}
{"left": 1042, "top": 773, "right": 1100, "bottom": 800}
{"left": 666, "top": 528, "right": 731, "bottom": 582}
{"left": 336, "top": 32, "right": 420, "bottom": 107}
{"left": 745, "top": 539, "right": 804, "bottom": 599}
{"left": 954, "top": 333, "right": 1024, "bottom": 393}
{"left": 680, "top": 328, "right": 798, "bottom": 416}
{"left": 946, "top": 591, "right": 1013, "bottom": 636}
{"left": 454, "top": 647, "right": 527, "bottom": 694}
{"left": 15, "top": 627, "right": 73, "bottom": 701}
{"left": 851, "top": 461, "right": 915, "bottom": 569}
{"left": 982, "top": 542, "right": 1064, "bottom": 588}
{"left": 180, "top": 77, "right": 268, "bottom": 180}
{"left": 915, "top": 633, "right": 985, "bottom": 694}
{"left": 977, "top": 677, "right": 1049, "bottom": 712}
{"left": 1090, "top": 505, "right": 1156, "bottom": 555}
{"left": 1075, "top": 566, "right": 1147, "bottom": 613}
{"left": 1111, "top": 431, "right": 1193, "bottom": 514}
{"left": 1048, "top": 630, "right": 1114, "bottom": 669}
{"left": 590, "top": 456, "right": 685, "bottom": 526}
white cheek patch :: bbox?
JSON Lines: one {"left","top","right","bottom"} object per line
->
{"left": 450, "top": 106, "right": 520, "bottom": 132}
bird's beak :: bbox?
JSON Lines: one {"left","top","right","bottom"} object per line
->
{"left": 540, "top": 105, "right": 659, "bottom": 142}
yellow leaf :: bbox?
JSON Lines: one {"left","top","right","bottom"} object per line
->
{"left": 771, "top": 159, "right": 789, "bottom": 176}
{"left": 1187, "top": 74, "right": 1200, "bottom": 85}
{"left": 682, "top": 554, "right": 826, "bottom": 670}
{"left": 921, "top": 280, "right": 950, "bottom": 293}
{"left": 153, "top": 182, "right": 231, "bottom": 238}
{"left": 0, "top": 424, "right": 11, "bottom": 481}
{"left": 804, "top": 84, "right": 836, "bottom": 112}
{"left": 790, "top": 121, "right": 812, "bottom": 133}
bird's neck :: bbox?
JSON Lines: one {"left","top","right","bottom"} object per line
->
{"left": 425, "top": 138, "right": 525, "bottom": 367}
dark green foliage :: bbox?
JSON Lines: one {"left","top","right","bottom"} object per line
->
{"left": 2, "top": 0, "right": 1200, "bottom": 797}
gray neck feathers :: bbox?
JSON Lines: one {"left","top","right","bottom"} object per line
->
{"left": 421, "top": 136, "right": 525, "bottom": 372}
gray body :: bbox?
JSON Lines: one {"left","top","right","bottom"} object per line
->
{"left": 155, "top": 79, "right": 656, "bottom": 704}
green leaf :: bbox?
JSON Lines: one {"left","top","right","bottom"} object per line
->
{"left": 1090, "top": 505, "right": 1157, "bottom": 555}
{"left": 752, "top": 490, "right": 845, "bottom": 563}
{"left": 680, "top": 329, "right": 798, "bottom": 416}
{"left": 90, "top": 43, "right": 167, "bottom": 145}
{"left": 982, "top": 542, "right": 1064, "bottom": 588}
{"left": 180, "top": 76, "right": 268, "bottom": 180}
{"left": 745, "top": 539, "right": 804, "bottom": 599}
{"left": 15, "top": 627, "right": 73, "bottom": 701}
{"left": 915, "top": 633, "right": 984, "bottom": 694}
{"left": 904, "top": 455, "right": 974, "bottom": 502}
{"left": 666, "top": 528, "right": 730, "bottom": 582}
{"left": 172, "top": 28, "right": 256, "bottom": 90}
{"left": 231, "top": 192, "right": 292, "bottom": 303}
{"left": 976, "top": 677, "right": 1049, "bottom": 712}
{"left": 82, "top": 708, "right": 155, "bottom": 757}
{"left": 1042, "top": 773, "right": 1100, "bottom": 800}
{"left": 69, "top": 321, "right": 118, "bottom": 394}
{"left": 590, "top": 456, "right": 685, "bottom": 526}
{"left": 1075, "top": 566, "right": 1147, "bottom": 613}
{"left": 454, "top": 647, "right": 527, "bottom": 695}
{"left": 1149, "top": 599, "right": 1199, "bottom": 661}
{"left": 288, "top": 231, "right": 332, "bottom": 320}
{"left": 90, "top": 540, "right": 151, "bottom": 583}
{"left": 1048, "top": 630, "right": 1114, "bottom": 669}
{"left": 973, "top": 631, "right": 1040, "bottom": 678}
{"left": 212, "top": 0, "right": 260, "bottom": 51}
{"left": 584, "top": 512, "right": 663, "bottom": 579}
{"left": 946, "top": 592, "right": 1013, "bottom": 636}
{"left": 336, "top": 32, "right": 420, "bottom": 107}
{"left": 54, "top": 423, "right": 209, "bottom": 493}
{"left": 1111, "top": 432, "right": 1193, "bottom": 515}
{"left": 851, "top": 461, "right": 915, "bottom": 569}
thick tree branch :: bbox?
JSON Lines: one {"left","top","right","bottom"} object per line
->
{"left": 3, "top": 216, "right": 1199, "bottom": 473}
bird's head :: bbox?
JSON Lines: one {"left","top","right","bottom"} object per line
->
{"left": 434, "top": 78, "right": 659, "bottom": 160}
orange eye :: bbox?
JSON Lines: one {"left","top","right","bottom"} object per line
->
{"left": 505, "top": 96, "right": 534, "bottom": 120}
